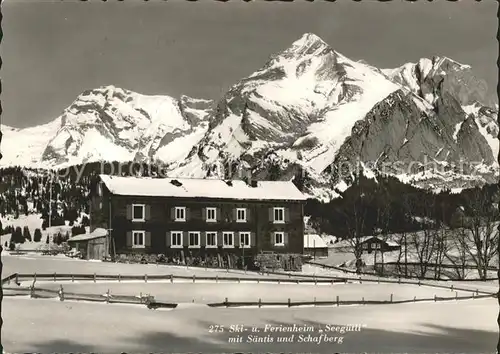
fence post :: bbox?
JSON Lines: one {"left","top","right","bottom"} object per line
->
{"left": 314, "top": 297, "right": 317, "bottom": 306}
{"left": 225, "top": 297, "right": 228, "bottom": 308}
{"left": 450, "top": 285, "right": 454, "bottom": 291}
{"left": 288, "top": 298, "right": 291, "bottom": 307}
{"left": 193, "top": 275, "right": 196, "bottom": 283}
{"left": 473, "top": 292, "right": 475, "bottom": 299}
{"left": 94, "top": 273, "right": 96, "bottom": 283}
{"left": 216, "top": 275, "right": 218, "bottom": 283}
{"left": 434, "top": 294, "right": 436, "bottom": 302}
{"left": 106, "top": 289, "right": 110, "bottom": 303}
{"left": 455, "top": 292, "right": 458, "bottom": 300}
{"left": 15, "top": 274, "right": 19, "bottom": 284}
{"left": 145, "top": 274, "right": 148, "bottom": 283}
{"left": 34, "top": 273, "right": 37, "bottom": 283}
{"left": 390, "top": 294, "right": 393, "bottom": 303}
{"left": 336, "top": 295, "right": 339, "bottom": 307}
{"left": 398, "top": 277, "right": 401, "bottom": 284}
{"left": 170, "top": 274, "right": 173, "bottom": 283}
{"left": 238, "top": 277, "right": 240, "bottom": 284}
{"left": 258, "top": 298, "right": 262, "bottom": 308}
{"left": 54, "top": 272, "right": 56, "bottom": 282}
{"left": 413, "top": 296, "right": 416, "bottom": 302}
{"left": 59, "top": 285, "right": 64, "bottom": 301}
{"left": 377, "top": 277, "right": 380, "bottom": 284}
{"left": 418, "top": 280, "right": 421, "bottom": 286}
{"left": 359, "top": 276, "right": 362, "bottom": 284}
{"left": 118, "top": 274, "right": 121, "bottom": 282}
{"left": 71, "top": 274, "right": 74, "bottom": 283}
{"left": 314, "top": 276, "right": 317, "bottom": 285}
{"left": 140, "top": 292, "right": 143, "bottom": 304}
{"left": 30, "top": 285, "right": 35, "bottom": 298}
{"left": 476, "top": 289, "right": 479, "bottom": 296}
{"left": 362, "top": 297, "right": 365, "bottom": 305}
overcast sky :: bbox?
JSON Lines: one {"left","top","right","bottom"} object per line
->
{"left": 2, "top": 0, "right": 497, "bottom": 128}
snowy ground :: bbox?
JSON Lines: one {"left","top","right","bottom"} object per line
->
{"left": 0, "top": 213, "right": 88, "bottom": 249}
{"left": 1, "top": 253, "right": 313, "bottom": 280}
{"left": 6, "top": 281, "right": 476, "bottom": 304}
{"left": 2, "top": 297, "right": 496, "bottom": 353}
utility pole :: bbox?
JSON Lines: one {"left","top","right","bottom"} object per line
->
{"left": 48, "top": 173, "right": 53, "bottom": 230}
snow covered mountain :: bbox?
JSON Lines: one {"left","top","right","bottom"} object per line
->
{"left": 1, "top": 33, "right": 497, "bottom": 199}
{"left": 1, "top": 86, "right": 213, "bottom": 168}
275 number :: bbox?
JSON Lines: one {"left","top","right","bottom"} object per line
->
{"left": 208, "top": 325, "right": 225, "bottom": 333}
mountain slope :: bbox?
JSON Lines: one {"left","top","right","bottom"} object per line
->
{"left": 0, "top": 33, "right": 497, "bottom": 200}
{"left": 1, "top": 86, "right": 213, "bottom": 169}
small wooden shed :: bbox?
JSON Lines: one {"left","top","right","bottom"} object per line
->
{"left": 303, "top": 234, "right": 329, "bottom": 258}
{"left": 67, "top": 228, "right": 109, "bottom": 260}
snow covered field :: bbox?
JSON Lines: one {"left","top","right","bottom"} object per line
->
{"left": 1, "top": 253, "right": 315, "bottom": 280}
{"left": 8, "top": 281, "right": 476, "bottom": 304}
{"left": 2, "top": 297, "right": 496, "bottom": 353}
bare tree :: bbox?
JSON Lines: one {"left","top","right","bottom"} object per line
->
{"left": 335, "top": 174, "right": 372, "bottom": 274}
{"left": 454, "top": 188, "right": 499, "bottom": 280}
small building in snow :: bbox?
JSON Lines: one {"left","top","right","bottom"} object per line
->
{"left": 303, "top": 234, "right": 329, "bottom": 258}
{"left": 358, "top": 236, "right": 400, "bottom": 254}
{"left": 67, "top": 228, "right": 109, "bottom": 260}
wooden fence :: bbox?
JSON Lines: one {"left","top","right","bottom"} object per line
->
{"left": 3, "top": 284, "right": 495, "bottom": 309}
{"left": 306, "top": 261, "right": 500, "bottom": 282}
{"left": 1, "top": 271, "right": 496, "bottom": 297}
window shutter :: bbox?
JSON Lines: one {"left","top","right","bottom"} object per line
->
{"left": 170, "top": 207, "right": 175, "bottom": 220}
{"left": 145, "top": 232, "right": 151, "bottom": 247}
{"left": 251, "top": 232, "right": 256, "bottom": 247}
{"left": 216, "top": 208, "right": 221, "bottom": 222}
{"left": 284, "top": 232, "right": 289, "bottom": 245}
{"left": 145, "top": 205, "right": 151, "bottom": 221}
{"left": 285, "top": 208, "right": 290, "bottom": 223}
{"left": 268, "top": 208, "right": 273, "bottom": 222}
{"left": 166, "top": 232, "right": 171, "bottom": 247}
{"left": 217, "top": 231, "right": 223, "bottom": 247}
{"left": 183, "top": 231, "right": 188, "bottom": 247}
{"left": 247, "top": 208, "right": 251, "bottom": 222}
{"left": 235, "top": 233, "right": 240, "bottom": 247}
{"left": 126, "top": 205, "right": 132, "bottom": 220}
{"left": 270, "top": 232, "right": 275, "bottom": 245}
{"left": 202, "top": 208, "right": 206, "bottom": 221}
{"left": 186, "top": 208, "right": 191, "bottom": 221}
{"left": 200, "top": 232, "right": 206, "bottom": 247}
{"left": 126, "top": 231, "right": 132, "bottom": 247}
{"left": 232, "top": 208, "right": 236, "bottom": 221}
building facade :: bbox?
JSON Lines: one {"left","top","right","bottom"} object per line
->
{"left": 90, "top": 175, "right": 307, "bottom": 263}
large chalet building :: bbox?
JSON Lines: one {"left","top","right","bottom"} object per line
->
{"left": 90, "top": 174, "right": 307, "bottom": 266}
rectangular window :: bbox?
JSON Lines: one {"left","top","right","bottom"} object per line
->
{"left": 132, "top": 231, "right": 145, "bottom": 248}
{"left": 189, "top": 232, "right": 200, "bottom": 248}
{"left": 223, "top": 232, "right": 234, "bottom": 248}
{"left": 175, "top": 207, "right": 186, "bottom": 222}
{"left": 206, "top": 232, "right": 217, "bottom": 248}
{"left": 206, "top": 208, "right": 217, "bottom": 222}
{"left": 171, "top": 231, "right": 183, "bottom": 248}
{"left": 375, "top": 243, "right": 381, "bottom": 249}
{"left": 273, "top": 207, "right": 285, "bottom": 223}
{"left": 274, "top": 232, "right": 284, "bottom": 246}
{"left": 239, "top": 232, "right": 251, "bottom": 248}
{"left": 236, "top": 208, "right": 247, "bottom": 223}
{"left": 132, "top": 204, "right": 145, "bottom": 222}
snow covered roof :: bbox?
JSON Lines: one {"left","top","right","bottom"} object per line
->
{"left": 304, "top": 234, "right": 328, "bottom": 249}
{"left": 99, "top": 175, "right": 307, "bottom": 201}
{"left": 68, "top": 228, "right": 108, "bottom": 242}
{"left": 358, "top": 236, "right": 400, "bottom": 247}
